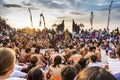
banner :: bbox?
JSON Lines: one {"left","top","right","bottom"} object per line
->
{"left": 28, "top": 8, "right": 33, "bottom": 28}
{"left": 107, "top": 0, "right": 113, "bottom": 30}
{"left": 90, "top": 11, "right": 94, "bottom": 29}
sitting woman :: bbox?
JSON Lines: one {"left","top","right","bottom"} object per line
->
{"left": 0, "top": 48, "right": 16, "bottom": 80}
{"left": 27, "top": 66, "right": 46, "bottom": 80}
{"left": 48, "top": 55, "right": 65, "bottom": 80}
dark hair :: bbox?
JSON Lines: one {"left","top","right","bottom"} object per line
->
{"left": 80, "top": 43, "right": 85, "bottom": 48}
{"left": 25, "top": 48, "right": 31, "bottom": 53}
{"left": 92, "top": 46, "right": 96, "bottom": 50}
{"left": 74, "top": 64, "right": 81, "bottom": 74}
{"left": 52, "top": 55, "right": 61, "bottom": 67}
{"left": 30, "top": 56, "right": 38, "bottom": 65}
{"left": 90, "top": 55, "right": 97, "bottom": 62}
{"left": 23, "top": 56, "right": 38, "bottom": 73}
{"left": 78, "top": 58, "right": 86, "bottom": 69}
{"left": 89, "top": 46, "right": 95, "bottom": 52}
{"left": 35, "top": 48, "right": 40, "bottom": 54}
{"left": 97, "top": 42, "right": 101, "bottom": 47}
{"left": 69, "top": 45, "right": 73, "bottom": 49}
{"left": 36, "top": 46, "right": 41, "bottom": 50}
{"left": 54, "top": 48, "right": 59, "bottom": 53}
{"left": 77, "top": 66, "right": 116, "bottom": 80}
{"left": 32, "top": 44, "right": 36, "bottom": 48}
{"left": 61, "top": 66, "right": 77, "bottom": 80}
{"left": 72, "top": 50, "right": 77, "bottom": 55}
{"left": 27, "top": 67, "right": 44, "bottom": 80}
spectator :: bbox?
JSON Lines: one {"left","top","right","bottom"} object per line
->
{"left": 48, "top": 55, "right": 65, "bottom": 80}
{"left": 114, "top": 45, "right": 120, "bottom": 80}
{"left": 68, "top": 51, "right": 82, "bottom": 64}
{"left": 0, "top": 48, "right": 16, "bottom": 80}
{"left": 78, "top": 58, "right": 87, "bottom": 70}
{"left": 88, "top": 55, "right": 102, "bottom": 67}
{"left": 27, "top": 66, "right": 45, "bottom": 80}
{"left": 61, "top": 66, "right": 77, "bottom": 80}
{"left": 23, "top": 56, "right": 38, "bottom": 73}
{"left": 77, "top": 66, "right": 116, "bottom": 80}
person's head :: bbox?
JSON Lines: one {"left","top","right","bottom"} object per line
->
{"left": 73, "top": 64, "right": 81, "bottom": 74}
{"left": 35, "top": 48, "right": 40, "bottom": 54}
{"left": 72, "top": 50, "right": 77, "bottom": 55}
{"left": 0, "top": 48, "right": 16, "bottom": 79}
{"left": 78, "top": 58, "right": 87, "bottom": 69}
{"left": 54, "top": 48, "right": 59, "bottom": 53}
{"left": 53, "top": 55, "right": 62, "bottom": 67}
{"left": 89, "top": 46, "right": 95, "bottom": 52}
{"left": 69, "top": 45, "right": 73, "bottom": 49}
{"left": 25, "top": 48, "right": 31, "bottom": 53}
{"left": 115, "top": 45, "right": 120, "bottom": 59}
{"left": 80, "top": 43, "right": 85, "bottom": 48}
{"left": 27, "top": 67, "right": 44, "bottom": 80}
{"left": 77, "top": 66, "right": 116, "bottom": 80}
{"left": 61, "top": 66, "right": 77, "bottom": 80}
{"left": 90, "top": 55, "right": 97, "bottom": 63}
{"left": 92, "top": 46, "right": 96, "bottom": 52}
{"left": 30, "top": 56, "right": 38, "bottom": 65}
{"left": 94, "top": 42, "right": 100, "bottom": 47}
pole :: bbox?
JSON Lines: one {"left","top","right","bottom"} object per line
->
{"left": 90, "top": 11, "right": 94, "bottom": 29}
{"left": 107, "top": 0, "right": 113, "bottom": 31}
{"left": 28, "top": 8, "right": 33, "bottom": 28}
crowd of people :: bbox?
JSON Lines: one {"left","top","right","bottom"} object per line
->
{"left": 0, "top": 19, "right": 120, "bottom": 80}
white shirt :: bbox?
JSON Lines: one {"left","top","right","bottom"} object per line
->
{"left": 6, "top": 77, "right": 26, "bottom": 80}
{"left": 10, "top": 64, "right": 27, "bottom": 78}
{"left": 14, "top": 64, "right": 23, "bottom": 71}
{"left": 88, "top": 62, "right": 102, "bottom": 67}
{"left": 10, "top": 70, "right": 27, "bottom": 78}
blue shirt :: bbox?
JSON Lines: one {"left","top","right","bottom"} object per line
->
{"left": 114, "top": 73, "right": 120, "bottom": 80}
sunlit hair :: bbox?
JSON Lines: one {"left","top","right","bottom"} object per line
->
{"left": 0, "top": 48, "right": 16, "bottom": 76}
{"left": 77, "top": 66, "right": 116, "bottom": 80}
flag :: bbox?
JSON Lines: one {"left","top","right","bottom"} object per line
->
{"left": 40, "top": 14, "right": 46, "bottom": 29}
{"left": 56, "top": 20, "right": 64, "bottom": 31}
{"left": 78, "top": 23, "right": 85, "bottom": 27}
{"left": 28, "top": 8, "right": 33, "bottom": 28}
{"left": 107, "top": 0, "right": 113, "bottom": 30}
{"left": 72, "top": 19, "right": 80, "bottom": 34}
{"left": 90, "top": 11, "right": 94, "bottom": 29}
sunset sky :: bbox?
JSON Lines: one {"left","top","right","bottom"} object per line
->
{"left": 0, "top": 0, "right": 120, "bottom": 32}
